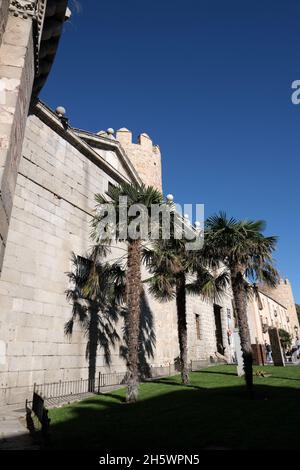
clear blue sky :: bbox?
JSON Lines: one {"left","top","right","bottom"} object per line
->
{"left": 41, "top": 0, "right": 300, "bottom": 302}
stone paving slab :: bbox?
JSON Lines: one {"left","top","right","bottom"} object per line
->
{"left": 0, "top": 404, "right": 37, "bottom": 450}
{"left": 0, "top": 388, "right": 122, "bottom": 450}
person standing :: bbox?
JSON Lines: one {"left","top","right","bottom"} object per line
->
{"left": 264, "top": 341, "right": 272, "bottom": 363}
{"left": 295, "top": 336, "right": 300, "bottom": 360}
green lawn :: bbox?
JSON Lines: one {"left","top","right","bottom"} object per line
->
{"left": 48, "top": 365, "right": 300, "bottom": 450}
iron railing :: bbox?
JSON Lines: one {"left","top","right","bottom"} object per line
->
{"left": 98, "top": 372, "right": 127, "bottom": 391}
{"left": 31, "top": 359, "right": 213, "bottom": 405}
{"left": 34, "top": 378, "right": 97, "bottom": 401}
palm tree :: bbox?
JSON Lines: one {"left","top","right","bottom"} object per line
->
{"left": 205, "top": 212, "right": 279, "bottom": 393}
{"left": 92, "top": 182, "right": 163, "bottom": 402}
{"left": 119, "top": 286, "right": 156, "bottom": 380}
{"left": 65, "top": 248, "right": 124, "bottom": 391}
{"left": 143, "top": 238, "right": 229, "bottom": 385}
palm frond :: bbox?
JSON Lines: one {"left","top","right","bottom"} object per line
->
{"left": 92, "top": 182, "right": 164, "bottom": 243}
{"left": 204, "top": 212, "right": 279, "bottom": 285}
{"left": 64, "top": 318, "right": 74, "bottom": 337}
{"left": 147, "top": 274, "right": 176, "bottom": 302}
{"left": 187, "top": 268, "right": 230, "bottom": 303}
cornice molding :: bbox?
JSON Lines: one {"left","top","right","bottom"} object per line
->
{"left": 74, "top": 128, "right": 143, "bottom": 186}
{"left": 8, "top": 2, "right": 70, "bottom": 97}
{"left": 9, "top": 0, "right": 37, "bottom": 19}
{"left": 31, "top": 100, "right": 142, "bottom": 186}
{"left": 32, "top": 0, "right": 69, "bottom": 96}
{"left": 258, "top": 289, "right": 288, "bottom": 311}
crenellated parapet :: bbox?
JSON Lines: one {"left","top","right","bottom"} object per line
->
{"left": 116, "top": 128, "right": 162, "bottom": 190}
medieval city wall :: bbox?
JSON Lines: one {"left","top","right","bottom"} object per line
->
{"left": 0, "top": 112, "right": 130, "bottom": 405}
{"left": 0, "top": 12, "right": 35, "bottom": 273}
{"left": 0, "top": 110, "right": 190, "bottom": 405}
{"left": 0, "top": 107, "right": 229, "bottom": 405}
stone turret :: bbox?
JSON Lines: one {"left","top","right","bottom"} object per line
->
{"left": 116, "top": 128, "right": 162, "bottom": 191}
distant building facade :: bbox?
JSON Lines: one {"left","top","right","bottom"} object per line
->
{"left": 247, "top": 279, "right": 300, "bottom": 363}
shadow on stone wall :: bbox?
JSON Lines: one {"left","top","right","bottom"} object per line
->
{"left": 64, "top": 253, "right": 121, "bottom": 390}
{"left": 65, "top": 253, "right": 157, "bottom": 387}
{"left": 120, "top": 287, "right": 156, "bottom": 379}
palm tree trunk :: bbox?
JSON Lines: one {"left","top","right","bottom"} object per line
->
{"left": 231, "top": 268, "right": 253, "bottom": 393}
{"left": 126, "top": 239, "right": 142, "bottom": 402}
{"left": 88, "top": 306, "right": 98, "bottom": 392}
{"left": 176, "top": 273, "right": 189, "bottom": 385}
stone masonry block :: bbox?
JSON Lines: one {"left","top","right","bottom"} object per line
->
{"left": 8, "top": 355, "right": 33, "bottom": 372}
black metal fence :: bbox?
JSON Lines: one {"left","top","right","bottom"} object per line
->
{"left": 98, "top": 372, "right": 127, "bottom": 391}
{"left": 32, "top": 373, "right": 128, "bottom": 406}
{"left": 34, "top": 378, "right": 97, "bottom": 400}
{"left": 30, "top": 359, "right": 213, "bottom": 406}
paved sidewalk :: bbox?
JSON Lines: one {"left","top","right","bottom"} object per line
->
{"left": 0, "top": 404, "right": 37, "bottom": 450}
{"left": 0, "top": 386, "right": 125, "bottom": 450}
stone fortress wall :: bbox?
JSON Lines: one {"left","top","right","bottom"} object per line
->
{"left": 0, "top": 2, "right": 242, "bottom": 407}
{"left": 0, "top": 0, "right": 69, "bottom": 277}
{"left": 0, "top": 103, "right": 231, "bottom": 405}
{"left": 0, "top": 1, "right": 298, "bottom": 407}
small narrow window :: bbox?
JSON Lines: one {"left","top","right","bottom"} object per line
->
{"left": 108, "top": 181, "right": 116, "bottom": 192}
{"left": 195, "top": 314, "right": 201, "bottom": 340}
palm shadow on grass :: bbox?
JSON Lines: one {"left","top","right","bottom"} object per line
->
{"left": 148, "top": 378, "right": 204, "bottom": 391}
{"left": 266, "top": 375, "right": 300, "bottom": 382}
{"left": 196, "top": 369, "right": 238, "bottom": 377}
{"left": 47, "top": 373, "right": 300, "bottom": 451}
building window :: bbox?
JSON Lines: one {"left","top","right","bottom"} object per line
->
{"left": 108, "top": 181, "right": 116, "bottom": 192}
{"left": 195, "top": 314, "right": 201, "bottom": 340}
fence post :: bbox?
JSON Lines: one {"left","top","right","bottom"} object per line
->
{"left": 33, "top": 382, "right": 36, "bottom": 394}
{"left": 169, "top": 362, "right": 171, "bottom": 376}
{"left": 98, "top": 372, "right": 101, "bottom": 394}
